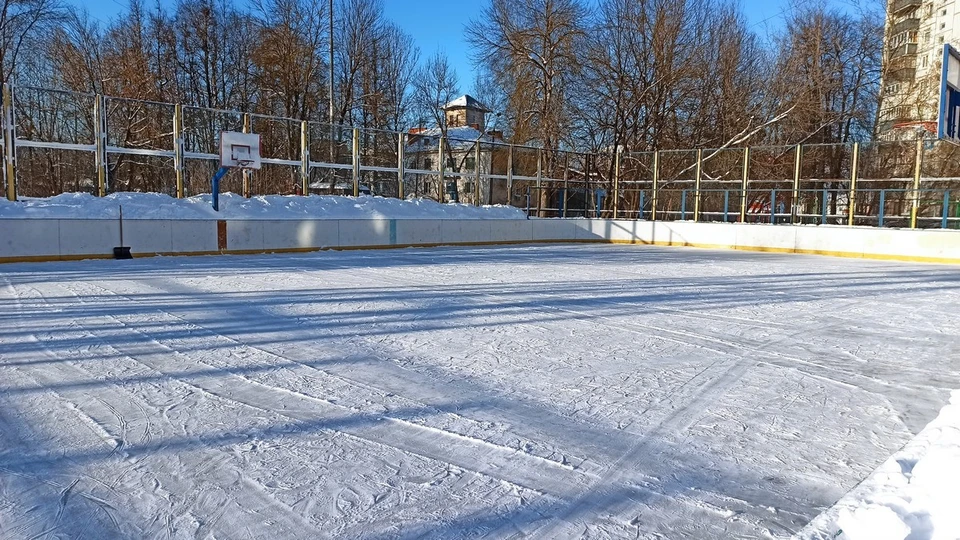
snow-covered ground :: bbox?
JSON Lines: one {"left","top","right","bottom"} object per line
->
{"left": 1, "top": 244, "right": 958, "bottom": 539}
{"left": 0, "top": 192, "right": 527, "bottom": 220}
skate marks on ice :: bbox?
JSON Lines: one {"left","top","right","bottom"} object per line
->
{"left": 0, "top": 245, "right": 958, "bottom": 538}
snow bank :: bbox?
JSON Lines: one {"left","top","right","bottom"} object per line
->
{"left": 799, "top": 390, "right": 960, "bottom": 540}
{"left": 0, "top": 192, "right": 527, "bottom": 220}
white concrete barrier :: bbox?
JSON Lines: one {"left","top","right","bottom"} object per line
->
{"left": 1, "top": 217, "right": 958, "bottom": 264}
{"left": 395, "top": 219, "right": 442, "bottom": 245}
{"left": 59, "top": 219, "right": 119, "bottom": 256}
{"left": 124, "top": 220, "right": 173, "bottom": 254}
{"left": 0, "top": 219, "right": 61, "bottom": 258}
{"left": 337, "top": 219, "right": 391, "bottom": 247}
{"left": 171, "top": 220, "right": 219, "bottom": 253}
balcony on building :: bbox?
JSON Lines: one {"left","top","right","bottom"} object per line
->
{"left": 887, "top": 57, "right": 917, "bottom": 81}
{"left": 891, "top": 17, "right": 921, "bottom": 34}
{"left": 889, "top": 42, "right": 919, "bottom": 59}
{"left": 890, "top": 0, "right": 921, "bottom": 15}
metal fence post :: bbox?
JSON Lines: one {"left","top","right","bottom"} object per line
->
{"left": 911, "top": 137, "right": 923, "bottom": 228}
{"left": 475, "top": 139, "right": 481, "bottom": 206}
{"left": 242, "top": 113, "right": 252, "bottom": 197}
{"left": 562, "top": 153, "right": 569, "bottom": 218}
{"left": 2, "top": 84, "right": 16, "bottom": 201}
{"left": 693, "top": 148, "right": 702, "bottom": 222}
{"left": 536, "top": 148, "right": 543, "bottom": 216}
{"left": 790, "top": 144, "right": 801, "bottom": 224}
{"left": 613, "top": 148, "right": 621, "bottom": 220}
{"left": 437, "top": 134, "right": 444, "bottom": 202}
{"left": 879, "top": 189, "right": 886, "bottom": 227}
{"left": 943, "top": 190, "right": 950, "bottom": 229}
{"left": 821, "top": 186, "right": 828, "bottom": 225}
{"left": 397, "top": 132, "right": 405, "bottom": 200}
{"left": 173, "top": 103, "right": 184, "bottom": 199}
{"left": 770, "top": 188, "right": 777, "bottom": 224}
{"left": 847, "top": 142, "right": 860, "bottom": 226}
{"left": 353, "top": 126, "right": 361, "bottom": 198}
{"left": 506, "top": 144, "right": 514, "bottom": 206}
{"left": 739, "top": 147, "right": 749, "bottom": 222}
{"left": 651, "top": 150, "right": 660, "bottom": 221}
{"left": 300, "top": 120, "right": 309, "bottom": 196}
{"left": 94, "top": 94, "right": 108, "bottom": 197}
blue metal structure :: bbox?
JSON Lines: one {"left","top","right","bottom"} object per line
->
{"left": 211, "top": 167, "right": 230, "bottom": 212}
{"left": 938, "top": 44, "right": 960, "bottom": 144}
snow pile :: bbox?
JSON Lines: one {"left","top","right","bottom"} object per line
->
{"left": 799, "top": 390, "right": 960, "bottom": 540}
{"left": 0, "top": 192, "right": 527, "bottom": 220}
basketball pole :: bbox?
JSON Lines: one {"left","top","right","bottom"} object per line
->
{"left": 211, "top": 167, "right": 229, "bottom": 212}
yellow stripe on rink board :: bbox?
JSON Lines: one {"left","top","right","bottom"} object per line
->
{"left": 604, "top": 239, "right": 960, "bottom": 265}
{"left": 1, "top": 238, "right": 958, "bottom": 266}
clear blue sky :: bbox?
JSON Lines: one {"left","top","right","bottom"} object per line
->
{"left": 66, "top": 0, "right": 811, "bottom": 94}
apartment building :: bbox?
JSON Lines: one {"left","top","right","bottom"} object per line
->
{"left": 880, "top": 0, "right": 955, "bottom": 136}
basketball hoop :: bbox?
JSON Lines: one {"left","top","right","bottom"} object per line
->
{"left": 210, "top": 131, "right": 262, "bottom": 211}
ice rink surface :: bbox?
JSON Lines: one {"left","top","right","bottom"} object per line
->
{"left": 1, "top": 244, "right": 958, "bottom": 539}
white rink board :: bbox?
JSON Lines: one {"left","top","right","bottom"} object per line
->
{"left": 336, "top": 219, "right": 391, "bottom": 247}
{"left": 395, "top": 219, "right": 442, "bottom": 245}
{"left": 1, "top": 217, "right": 959, "bottom": 264}
{"left": 170, "top": 220, "right": 219, "bottom": 253}
{"left": 0, "top": 219, "right": 60, "bottom": 257}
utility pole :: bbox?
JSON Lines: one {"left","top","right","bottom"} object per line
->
{"left": 329, "top": 0, "right": 334, "bottom": 126}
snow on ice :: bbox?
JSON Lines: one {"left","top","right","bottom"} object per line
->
{"left": 0, "top": 192, "right": 527, "bottom": 220}
{"left": 0, "top": 241, "right": 959, "bottom": 538}
{"left": 799, "top": 390, "right": 960, "bottom": 540}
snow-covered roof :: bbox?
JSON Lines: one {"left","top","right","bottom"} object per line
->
{"left": 444, "top": 95, "right": 490, "bottom": 112}
{"left": 405, "top": 126, "right": 497, "bottom": 153}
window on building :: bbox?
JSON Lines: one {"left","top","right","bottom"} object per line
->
{"left": 923, "top": 55, "right": 929, "bottom": 67}
{"left": 926, "top": 30, "right": 932, "bottom": 43}
{"left": 423, "top": 158, "right": 431, "bottom": 169}
{"left": 447, "top": 157, "right": 456, "bottom": 168}
{"left": 942, "top": 8, "right": 948, "bottom": 15}
{"left": 464, "top": 182, "right": 474, "bottom": 193}
{"left": 465, "top": 157, "right": 476, "bottom": 170}
{"left": 927, "top": 5, "right": 934, "bottom": 16}
{"left": 941, "top": 22, "right": 946, "bottom": 29}
{"left": 940, "top": 35, "right": 946, "bottom": 44}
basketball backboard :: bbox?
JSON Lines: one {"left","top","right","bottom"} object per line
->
{"left": 938, "top": 44, "right": 960, "bottom": 144}
{"left": 220, "top": 131, "right": 262, "bottom": 169}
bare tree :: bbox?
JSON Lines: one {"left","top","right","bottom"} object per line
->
{"left": 0, "top": 0, "right": 64, "bottom": 84}
{"left": 467, "top": 0, "right": 587, "bottom": 156}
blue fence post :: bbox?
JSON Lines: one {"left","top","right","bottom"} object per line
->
{"left": 879, "top": 190, "right": 886, "bottom": 227}
{"left": 561, "top": 187, "right": 567, "bottom": 218}
{"left": 723, "top": 190, "right": 729, "bottom": 222}
{"left": 770, "top": 188, "right": 776, "bottom": 224}
{"left": 525, "top": 187, "right": 531, "bottom": 217}
{"left": 821, "top": 187, "right": 828, "bottom": 225}
{"left": 681, "top": 190, "right": 687, "bottom": 220}
{"left": 639, "top": 191, "right": 645, "bottom": 220}
{"left": 944, "top": 190, "right": 951, "bottom": 229}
